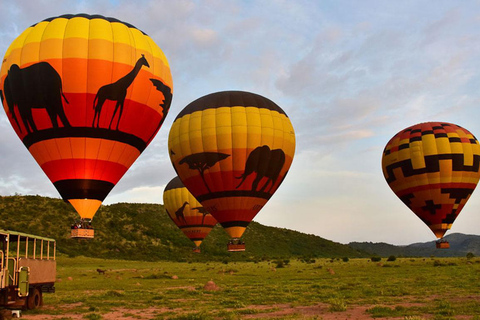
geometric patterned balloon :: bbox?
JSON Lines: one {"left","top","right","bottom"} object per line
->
{"left": 382, "top": 122, "right": 480, "bottom": 239}
{"left": 0, "top": 14, "right": 172, "bottom": 223}
{"left": 168, "top": 91, "right": 295, "bottom": 243}
{"left": 163, "top": 176, "right": 217, "bottom": 251}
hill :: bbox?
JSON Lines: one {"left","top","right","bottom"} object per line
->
{"left": 349, "top": 233, "right": 480, "bottom": 257}
{"left": 0, "top": 195, "right": 366, "bottom": 261}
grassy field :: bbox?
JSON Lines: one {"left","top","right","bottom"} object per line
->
{"left": 23, "top": 255, "right": 480, "bottom": 320}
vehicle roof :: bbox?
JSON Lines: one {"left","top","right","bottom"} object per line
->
{"left": 0, "top": 229, "right": 55, "bottom": 242}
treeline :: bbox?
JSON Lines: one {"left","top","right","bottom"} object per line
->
{"left": 0, "top": 195, "right": 366, "bottom": 261}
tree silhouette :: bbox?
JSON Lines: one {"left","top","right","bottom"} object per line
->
{"left": 192, "top": 206, "right": 211, "bottom": 225}
{"left": 179, "top": 152, "right": 230, "bottom": 192}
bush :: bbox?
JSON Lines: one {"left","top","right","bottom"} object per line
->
{"left": 387, "top": 255, "right": 396, "bottom": 262}
{"left": 342, "top": 257, "right": 349, "bottom": 262}
{"left": 466, "top": 252, "right": 475, "bottom": 260}
{"left": 275, "top": 260, "right": 286, "bottom": 268}
{"left": 371, "top": 256, "right": 381, "bottom": 262}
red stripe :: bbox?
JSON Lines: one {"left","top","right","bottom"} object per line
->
{"left": 182, "top": 170, "right": 285, "bottom": 197}
{"left": 41, "top": 159, "right": 127, "bottom": 183}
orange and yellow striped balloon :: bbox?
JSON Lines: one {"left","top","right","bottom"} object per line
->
{"left": 382, "top": 122, "right": 480, "bottom": 238}
{"left": 0, "top": 14, "right": 173, "bottom": 220}
{"left": 163, "top": 176, "right": 217, "bottom": 248}
{"left": 168, "top": 91, "right": 295, "bottom": 240}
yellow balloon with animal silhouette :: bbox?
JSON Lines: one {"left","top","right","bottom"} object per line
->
{"left": 0, "top": 14, "right": 173, "bottom": 230}
{"left": 163, "top": 176, "right": 217, "bottom": 251}
{"left": 168, "top": 91, "right": 295, "bottom": 246}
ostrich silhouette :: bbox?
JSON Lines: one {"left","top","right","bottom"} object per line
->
{"left": 175, "top": 201, "right": 189, "bottom": 225}
{"left": 92, "top": 54, "right": 150, "bottom": 130}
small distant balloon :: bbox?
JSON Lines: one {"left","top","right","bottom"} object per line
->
{"left": 163, "top": 176, "right": 217, "bottom": 251}
{"left": 382, "top": 122, "right": 480, "bottom": 244}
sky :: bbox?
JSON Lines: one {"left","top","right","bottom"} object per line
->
{"left": 1, "top": 0, "right": 480, "bottom": 245}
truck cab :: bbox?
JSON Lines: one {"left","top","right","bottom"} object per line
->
{"left": 0, "top": 230, "right": 56, "bottom": 310}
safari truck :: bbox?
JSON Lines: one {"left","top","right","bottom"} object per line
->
{"left": 0, "top": 230, "right": 56, "bottom": 310}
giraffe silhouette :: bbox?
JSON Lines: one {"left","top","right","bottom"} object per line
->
{"left": 192, "top": 206, "right": 211, "bottom": 225}
{"left": 175, "top": 201, "right": 189, "bottom": 225}
{"left": 92, "top": 54, "right": 150, "bottom": 130}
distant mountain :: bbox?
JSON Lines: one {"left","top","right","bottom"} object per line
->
{"left": 0, "top": 195, "right": 367, "bottom": 261}
{"left": 349, "top": 233, "right": 480, "bottom": 257}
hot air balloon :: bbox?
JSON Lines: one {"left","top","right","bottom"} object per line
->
{"left": 0, "top": 14, "right": 173, "bottom": 238}
{"left": 168, "top": 91, "right": 295, "bottom": 251}
{"left": 163, "top": 176, "right": 217, "bottom": 252}
{"left": 382, "top": 122, "right": 480, "bottom": 248}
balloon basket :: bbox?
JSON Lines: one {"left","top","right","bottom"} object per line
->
{"left": 227, "top": 239, "right": 245, "bottom": 252}
{"left": 193, "top": 247, "right": 201, "bottom": 253}
{"left": 71, "top": 228, "right": 94, "bottom": 239}
{"left": 436, "top": 240, "right": 449, "bottom": 249}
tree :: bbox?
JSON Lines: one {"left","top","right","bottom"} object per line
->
{"left": 179, "top": 152, "right": 230, "bottom": 192}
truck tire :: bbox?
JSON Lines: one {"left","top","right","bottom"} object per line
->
{"left": 27, "top": 288, "right": 42, "bottom": 310}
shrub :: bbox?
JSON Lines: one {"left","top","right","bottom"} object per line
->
{"left": 387, "top": 255, "right": 396, "bottom": 262}
{"left": 466, "top": 252, "right": 475, "bottom": 260}
{"left": 328, "top": 297, "right": 347, "bottom": 311}
{"left": 342, "top": 257, "right": 349, "bottom": 262}
{"left": 371, "top": 256, "right": 381, "bottom": 262}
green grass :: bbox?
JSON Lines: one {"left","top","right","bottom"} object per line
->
{"left": 21, "top": 256, "right": 480, "bottom": 319}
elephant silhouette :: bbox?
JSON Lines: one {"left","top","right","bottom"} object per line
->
{"left": 236, "top": 145, "right": 286, "bottom": 193}
{"left": 3, "top": 62, "right": 70, "bottom": 133}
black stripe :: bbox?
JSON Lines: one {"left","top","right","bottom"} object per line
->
{"left": 175, "top": 91, "right": 288, "bottom": 119}
{"left": 54, "top": 179, "right": 114, "bottom": 201}
{"left": 22, "top": 127, "right": 146, "bottom": 152}
{"left": 434, "top": 133, "right": 448, "bottom": 138}
{"left": 196, "top": 190, "right": 272, "bottom": 202}
{"left": 421, "top": 130, "right": 434, "bottom": 136}
{"left": 398, "top": 143, "right": 410, "bottom": 150}
{"left": 449, "top": 137, "right": 462, "bottom": 143}
{"left": 164, "top": 177, "right": 184, "bottom": 192}
{"left": 384, "top": 154, "right": 480, "bottom": 183}
{"left": 32, "top": 14, "right": 147, "bottom": 35}
{"left": 220, "top": 221, "right": 251, "bottom": 228}
{"left": 409, "top": 136, "right": 422, "bottom": 142}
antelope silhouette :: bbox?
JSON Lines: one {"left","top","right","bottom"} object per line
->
{"left": 175, "top": 201, "right": 189, "bottom": 225}
{"left": 92, "top": 54, "right": 150, "bottom": 130}
{"left": 236, "top": 145, "right": 286, "bottom": 193}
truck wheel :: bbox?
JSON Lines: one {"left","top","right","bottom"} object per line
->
{"left": 27, "top": 288, "right": 42, "bottom": 310}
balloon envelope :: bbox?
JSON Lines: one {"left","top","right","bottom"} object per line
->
{"left": 0, "top": 14, "right": 173, "bottom": 221}
{"left": 168, "top": 91, "right": 295, "bottom": 239}
{"left": 382, "top": 122, "right": 480, "bottom": 238}
{"left": 163, "top": 176, "right": 217, "bottom": 248}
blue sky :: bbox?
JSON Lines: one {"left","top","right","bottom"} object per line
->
{"left": 1, "top": 0, "right": 480, "bottom": 245}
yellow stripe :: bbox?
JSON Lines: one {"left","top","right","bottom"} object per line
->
{"left": 2, "top": 17, "right": 170, "bottom": 76}
{"left": 170, "top": 107, "right": 295, "bottom": 158}
{"left": 224, "top": 226, "right": 246, "bottom": 239}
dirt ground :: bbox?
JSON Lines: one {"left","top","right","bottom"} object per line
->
{"left": 16, "top": 302, "right": 429, "bottom": 320}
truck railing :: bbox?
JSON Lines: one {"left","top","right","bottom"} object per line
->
{"left": 7, "top": 257, "right": 17, "bottom": 286}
